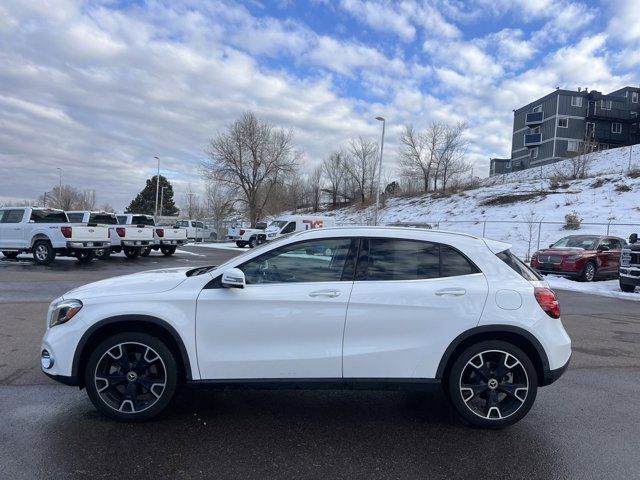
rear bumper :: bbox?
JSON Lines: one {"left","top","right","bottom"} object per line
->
{"left": 542, "top": 354, "right": 571, "bottom": 386}
{"left": 158, "top": 239, "right": 186, "bottom": 246}
{"left": 122, "top": 240, "right": 152, "bottom": 246}
{"left": 66, "top": 241, "right": 110, "bottom": 249}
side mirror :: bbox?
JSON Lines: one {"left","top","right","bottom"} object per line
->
{"left": 630, "top": 233, "right": 638, "bottom": 244}
{"left": 221, "top": 268, "right": 245, "bottom": 289}
{"left": 597, "top": 245, "right": 610, "bottom": 252}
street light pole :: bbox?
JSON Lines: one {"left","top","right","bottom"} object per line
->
{"left": 160, "top": 186, "right": 167, "bottom": 218}
{"left": 374, "top": 116, "right": 386, "bottom": 226}
{"left": 154, "top": 156, "right": 160, "bottom": 218}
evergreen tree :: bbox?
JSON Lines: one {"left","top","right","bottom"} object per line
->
{"left": 126, "top": 175, "right": 179, "bottom": 216}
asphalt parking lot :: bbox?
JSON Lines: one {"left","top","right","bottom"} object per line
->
{"left": 1, "top": 246, "right": 639, "bottom": 479}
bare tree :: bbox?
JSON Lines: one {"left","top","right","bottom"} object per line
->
{"left": 305, "top": 165, "right": 323, "bottom": 212}
{"left": 322, "top": 150, "right": 345, "bottom": 206}
{"left": 399, "top": 123, "right": 444, "bottom": 193}
{"left": 204, "top": 180, "right": 236, "bottom": 223}
{"left": 99, "top": 203, "right": 115, "bottom": 213}
{"left": 38, "top": 185, "right": 97, "bottom": 210}
{"left": 558, "top": 138, "right": 599, "bottom": 180}
{"left": 345, "top": 137, "right": 378, "bottom": 204}
{"left": 203, "top": 112, "right": 300, "bottom": 226}
{"left": 433, "top": 122, "right": 468, "bottom": 191}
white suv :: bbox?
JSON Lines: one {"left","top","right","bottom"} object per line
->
{"left": 40, "top": 227, "right": 571, "bottom": 428}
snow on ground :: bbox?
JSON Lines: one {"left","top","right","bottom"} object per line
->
{"left": 330, "top": 144, "right": 640, "bottom": 259}
{"left": 546, "top": 275, "right": 640, "bottom": 301}
{"left": 189, "top": 242, "right": 242, "bottom": 250}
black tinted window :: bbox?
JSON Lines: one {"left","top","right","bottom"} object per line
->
{"left": 240, "top": 238, "right": 353, "bottom": 284}
{"left": 131, "top": 215, "right": 155, "bottom": 226}
{"left": 0, "top": 209, "right": 25, "bottom": 223}
{"left": 117, "top": 216, "right": 127, "bottom": 224}
{"left": 30, "top": 209, "right": 68, "bottom": 223}
{"left": 89, "top": 213, "right": 118, "bottom": 225}
{"left": 363, "top": 239, "right": 479, "bottom": 281}
{"left": 67, "top": 213, "right": 85, "bottom": 223}
{"left": 281, "top": 222, "right": 296, "bottom": 234}
{"left": 497, "top": 250, "right": 542, "bottom": 281}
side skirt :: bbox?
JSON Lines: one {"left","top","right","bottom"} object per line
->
{"left": 187, "top": 378, "right": 441, "bottom": 392}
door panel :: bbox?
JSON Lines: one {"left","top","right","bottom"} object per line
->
{"left": 343, "top": 274, "right": 488, "bottom": 379}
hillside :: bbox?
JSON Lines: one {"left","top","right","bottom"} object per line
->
{"left": 330, "top": 144, "right": 640, "bottom": 259}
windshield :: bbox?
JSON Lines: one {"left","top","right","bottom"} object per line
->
{"left": 89, "top": 213, "right": 118, "bottom": 225}
{"left": 131, "top": 215, "right": 155, "bottom": 226}
{"left": 269, "top": 220, "right": 288, "bottom": 229}
{"left": 552, "top": 236, "right": 599, "bottom": 250}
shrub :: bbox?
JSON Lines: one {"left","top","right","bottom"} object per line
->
{"left": 563, "top": 211, "right": 582, "bottom": 230}
{"left": 628, "top": 169, "right": 640, "bottom": 179}
{"left": 615, "top": 183, "right": 631, "bottom": 192}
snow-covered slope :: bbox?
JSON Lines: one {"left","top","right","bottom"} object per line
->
{"left": 330, "top": 144, "right": 640, "bottom": 258}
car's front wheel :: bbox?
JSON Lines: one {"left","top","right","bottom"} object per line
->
{"left": 620, "top": 280, "right": 636, "bottom": 293}
{"left": 579, "top": 261, "right": 597, "bottom": 282}
{"left": 447, "top": 340, "right": 538, "bottom": 429}
{"left": 84, "top": 332, "right": 178, "bottom": 422}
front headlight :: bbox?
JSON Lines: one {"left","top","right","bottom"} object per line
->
{"left": 565, "top": 255, "right": 582, "bottom": 261}
{"left": 49, "top": 299, "right": 83, "bottom": 327}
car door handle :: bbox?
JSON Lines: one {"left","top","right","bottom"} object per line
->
{"left": 309, "top": 290, "right": 341, "bottom": 298}
{"left": 435, "top": 288, "right": 466, "bottom": 296}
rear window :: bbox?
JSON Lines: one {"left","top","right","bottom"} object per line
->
{"left": 497, "top": 250, "right": 542, "bottom": 281}
{"left": 174, "top": 221, "right": 189, "bottom": 227}
{"left": 131, "top": 215, "right": 155, "bottom": 226}
{"left": 89, "top": 213, "right": 118, "bottom": 225}
{"left": 30, "top": 209, "right": 68, "bottom": 223}
{"left": 67, "top": 213, "right": 85, "bottom": 223}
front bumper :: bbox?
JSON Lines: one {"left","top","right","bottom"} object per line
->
{"left": 43, "top": 370, "right": 80, "bottom": 386}
{"left": 531, "top": 262, "right": 580, "bottom": 277}
{"left": 66, "top": 241, "right": 110, "bottom": 249}
{"left": 619, "top": 270, "right": 640, "bottom": 286}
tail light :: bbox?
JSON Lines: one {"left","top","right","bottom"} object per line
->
{"left": 156, "top": 228, "right": 164, "bottom": 237}
{"left": 534, "top": 287, "right": 560, "bottom": 319}
{"left": 60, "top": 226, "right": 72, "bottom": 238}
{"left": 239, "top": 229, "right": 245, "bottom": 235}
{"left": 116, "top": 227, "right": 126, "bottom": 237}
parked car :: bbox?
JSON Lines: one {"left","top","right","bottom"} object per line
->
{"left": 0, "top": 207, "right": 109, "bottom": 264}
{"left": 40, "top": 226, "right": 571, "bottom": 428}
{"left": 117, "top": 214, "right": 187, "bottom": 257}
{"left": 619, "top": 233, "right": 640, "bottom": 292}
{"left": 530, "top": 235, "right": 625, "bottom": 281}
{"left": 228, "top": 215, "right": 336, "bottom": 248}
{"left": 227, "top": 222, "right": 267, "bottom": 248}
{"left": 173, "top": 220, "right": 217, "bottom": 242}
{"left": 67, "top": 211, "right": 154, "bottom": 260}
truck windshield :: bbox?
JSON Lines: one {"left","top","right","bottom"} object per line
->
{"left": 552, "top": 236, "right": 599, "bottom": 250}
{"left": 132, "top": 215, "right": 155, "bottom": 226}
{"left": 89, "top": 213, "right": 118, "bottom": 225}
{"left": 30, "top": 209, "right": 68, "bottom": 223}
{"left": 269, "top": 220, "right": 288, "bottom": 229}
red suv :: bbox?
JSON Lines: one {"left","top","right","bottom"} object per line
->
{"left": 530, "top": 235, "right": 625, "bottom": 281}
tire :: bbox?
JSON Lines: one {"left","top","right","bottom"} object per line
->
{"left": 84, "top": 332, "right": 178, "bottom": 422}
{"left": 76, "top": 250, "right": 94, "bottom": 263}
{"left": 140, "top": 247, "right": 152, "bottom": 257}
{"left": 235, "top": 242, "right": 246, "bottom": 248}
{"left": 1, "top": 251, "right": 19, "bottom": 259}
{"left": 160, "top": 246, "right": 177, "bottom": 256}
{"left": 32, "top": 240, "right": 55, "bottom": 265}
{"left": 447, "top": 340, "right": 538, "bottom": 429}
{"left": 620, "top": 281, "right": 636, "bottom": 293}
{"left": 123, "top": 247, "right": 140, "bottom": 259}
{"left": 579, "top": 261, "right": 597, "bottom": 282}
{"left": 248, "top": 237, "right": 256, "bottom": 248}
{"left": 95, "top": 248, "right": 111, "bottom": 260}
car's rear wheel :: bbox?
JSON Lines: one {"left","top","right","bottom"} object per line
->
{"left": 76, "top": 250, "right": 94, "bottom": 263}
{"left": 620, "top": 281, "right": 636, "bottom": 293}
{"left": 248, "top": 237, "right": 256, "bottom": 248}
{"left": 1, "top": 251, "right": 19, "bottom": 259}
{"left": 160, "top": 246, "right": 176, "bottom": 256}
{"left": 123, "top": 246, "right": 140, "bottom": 259}
{"left": 32, "top": 240, "right": 55, "bottom": 265}
{"left": 140, "top": 247, "right": 152, "bottom": 257}
{"left": 84, "top": 332, "right": 178, "bottom": 422}
{"left": 95, "top": 248, "right": 111, "bottom": 260}
{"left": 235, "top": 241, "right": 246, "bottom": 248}
{"left": 447, "top": 340, "right": 538, "bottom": 429}
{"left": 579, "top": 261, "right": 597, "bottom": 282}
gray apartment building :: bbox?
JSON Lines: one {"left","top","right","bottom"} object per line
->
{"left": 503, "top": 86, "right": 640, "bottom": 173}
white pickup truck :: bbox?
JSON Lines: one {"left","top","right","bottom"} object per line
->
{"left": 117, "top": 214, "right": 187, "bottom": 257}
{"left": 173, "top": 220, "right": 217, "bottom": 241}
{"left": 0, "top": 207, "right": 110, "bottom": 265}
{"left": 67, "top": 211, "right": 154, "bottom": 260}
{"left": 228, "top": 215, "right": 336, "bottom": 248}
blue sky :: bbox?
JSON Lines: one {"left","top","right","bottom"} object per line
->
{"left": 0, "top": 0, "right": 638, "bottom": 210}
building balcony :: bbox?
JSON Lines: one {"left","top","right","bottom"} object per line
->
{"left": 525, "top": 111, "right": 544, "bottom": 125}
{"left": 524, "top": 133, "right": 542, "bottom": 147}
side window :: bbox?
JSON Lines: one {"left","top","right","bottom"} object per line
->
{"left": 1, "top": 209, "right": 25, "bottom": 223}
{"left": 67, "top": 213, "right": 84, "bottom": 223}
{"left": 239, "top": 238, "right": 354, "bottom": 284}
{"left": 440, "top": 245, "right": 478, "bottom": 277}
{"left": 362, "top": 239, "right": 479, "bottom": 281}
{"left": 365, "top": 239, "right": 439, "bottom": 281}
{"left": 280, "top": 222, "right": 296, "bottom": 234}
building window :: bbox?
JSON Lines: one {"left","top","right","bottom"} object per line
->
{"left": 530, "top": 147, "right": 538, "bottom": 159}
{"left": 567, "top": 140, "right": 579, "bottom": 152}
{"left": 532, "top": 105, "right": 542, "bottom": 113}
{"left": 612, "top": 122, "right": 622, "bottom": 134}
{"left": 633, "top": 91, "right": 639, "bottom": 103}
{"left": 571, "top": 96, "right": 583, "bottom": 107}
{"left": 601, "top": 99, "right": 612, "bottom": 110}
{"left": 558, "top": 117, "right": 569, "bottom": 128}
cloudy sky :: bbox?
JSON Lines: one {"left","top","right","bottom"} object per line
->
{"left": 0, "top": 0, "right": 638, "bottom": 211}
